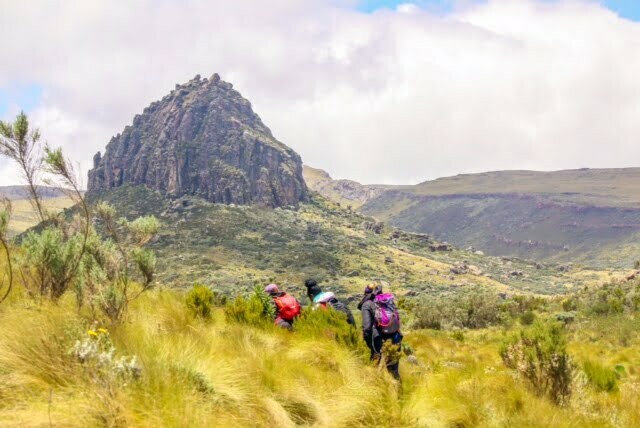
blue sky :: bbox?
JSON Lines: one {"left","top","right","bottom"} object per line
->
{"left": 358, "top": 0, "right": 456, "bottom": 13}
{"left": 0, "top": 83, "right": 43, "bottom": 118}
{"left": 358, "top": 0, "right": 640, "bottom": 21}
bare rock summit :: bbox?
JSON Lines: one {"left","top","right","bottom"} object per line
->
{"left": 88, "top": 73, "right": 308, "bottom": 208}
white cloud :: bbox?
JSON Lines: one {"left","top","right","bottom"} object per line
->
{"left": 397, "top": 3, "right": 420, "bottom": 14}
{"left": 0, "top": 0, "right": 639, "bottom": 186}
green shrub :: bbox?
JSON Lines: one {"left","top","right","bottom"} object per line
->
{"left": 500, "top": 321, "right": 573, "bottom": 405}
{"left": 224, "top": 286, "right": 274, "bottom": 327}
{"left": 519, "top": 311, "right": 536, "bottom": 325}
{"left": 451, "top": 331, "right": 465, "bottom": 342}
{"left": 412, "top": 299, "right": 444, "bottom": 330}
{"left": 583, "top": 360, "right": 618, "bottom": 393}
{"left": 295, "top": 307, "right": 363, "bottom": 351}
{"left": 412, "top": 291, "right": 502, "bottom": 330}
{"left": 581, "top": 284, "right": 638, "bottom": 316}
{"left": 186, "top": 285, "right": 215, "bottom": 319}
{"left": 511, "top": 295, "right": 545, "bottom": 313}
{"left": 562, "top": 298, "right": 578, "bottom": 312}
{"left": 21, "top": 227, "right": 85, "bottom": 300}
{"left": 554, "top": 312, "right": 576, "bottom": 324}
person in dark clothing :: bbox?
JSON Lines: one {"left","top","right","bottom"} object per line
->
{"left": 359, "top": 283, "right": 403, "bottom": 380}
{"left": 265, "top": 284, "right": 301, "bottom": 330}
{"left": 304, "top": 278, "right": 323, "bottom": 303}
{"left": 329, "top": 297, "right": 356, "bottom": 326}
{"left": 313, "top": 291, "right": 356, "bottom": 326}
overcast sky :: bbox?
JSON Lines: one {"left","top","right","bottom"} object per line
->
{"left": 1, "top": 0, "right": 640, "bottom": 186}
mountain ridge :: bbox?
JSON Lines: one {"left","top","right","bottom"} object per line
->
{"left": 305, "top": 166, "right": 640, "bottom": 268}
{"left": 88, "top": 73, "right": 308, "bottom": 208}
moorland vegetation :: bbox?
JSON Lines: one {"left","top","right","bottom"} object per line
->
{"left": 1, "top": 114, "right": 639, "bottom": 427}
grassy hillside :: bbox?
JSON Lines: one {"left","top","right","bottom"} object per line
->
{"left": 0, "top": 186, "right": 76, "bottom": 236}
{"left": 2, "top": 181, "right": 639, "bottom": 427}
{"left": 1, "top": 270, "right": 639, "bottom": 426}
{"left": 8, "top": 197, "right": 76, "bottom": 236}
{"left": 89, "top": 185, "right": 614, "bottom": 297}
{"left": 406, "top": 168, "right": 640, "bottom": 208}
{"left": 336, "top": 169, "right": 640, "bottom": 268}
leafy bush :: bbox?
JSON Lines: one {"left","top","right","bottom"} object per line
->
{"left": 500, "top": 321, "right": 573, "bottom": 405}
{"left": 79, "top": 202, "right": 160, "bottom": 322}
{"left": 451, "top": 331, "right": 465, "bottom": 342}
{"left": 21, "top": 226, "right": 86, "bottom": 300}
{"left": 511, "top": 295, "right": 546, "bottom": 313}
{"left": 2, "top": 114, "right": 91, "bottom": 302}
{"left": 186, "top": 285, "right": 215, "bottom": 319}
{"left": 412, "top": 291, "right": 503, "bottom": 330}
{"left": 583, "top": 360, "right": 618, "bottom": 393}
{"left": 579, "top": 282, "right": 640, "bottom": 316}
{"left": 224, "top": 286, "right": 274, "bottom": 327}
{"left": 519, "top": 311, "right": 536, "bottom": 326}
{"left": 294, "top": 307, "right": 363, "bottom": 351}
{"left": 554, "top": 312, "right": 576, "bottom": 324}
{"left": 378, "top": 339, "right": 402, "bottom": 371}
{"left": 562, "top": 297, "right": 578, "bottom": 312}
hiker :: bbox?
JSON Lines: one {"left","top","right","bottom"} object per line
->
{"left": 358, "top": 283, "right": 403, "bottom": 380}
{"left": 313, "top": 291, "right": 356, "bottom": 326}
{"left": 264, "top": 284, "right": 301, "bottom": 330}
{"left": 304, "top": 278, "right": 323, "bottom": 303}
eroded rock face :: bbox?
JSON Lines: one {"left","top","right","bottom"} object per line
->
{"left": 88, "top": 74, "right": 308, "bottom": 208}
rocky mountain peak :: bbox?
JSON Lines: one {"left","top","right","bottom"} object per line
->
{"left": 88, "top": 74, "right": 308, "bottom": 208}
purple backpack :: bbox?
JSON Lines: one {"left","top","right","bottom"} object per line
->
{"left": 374, "top": 293, "right": 400, "bottom": 335}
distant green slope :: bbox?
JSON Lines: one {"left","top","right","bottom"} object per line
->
{"left": 305, "top": 168, "right": 640, "bottom": 268}
{"left": 89, "top": 185, "right": 606, "bottom": 296}
{"left": 405, "top": 168, "right": 640, "bottom": 208}
{"left": 0, "top": 186, "right": 76, "bottom": 236}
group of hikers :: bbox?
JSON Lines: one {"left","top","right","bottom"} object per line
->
{"left": 263, "top": 279, "right": 403, "bottom": 379}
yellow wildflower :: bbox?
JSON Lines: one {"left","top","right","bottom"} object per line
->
{"left": 97, "top": 328, "right": 109, "bottom": 335}
{"left": 88, "top": 330, "right": 98, "bottom": 337}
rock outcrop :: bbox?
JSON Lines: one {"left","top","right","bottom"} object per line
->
{"left": 88, "top": 74, "right": 308, "bottom": 208}
{"left": 303, "top": 166, "right": 387, "bottom": 209}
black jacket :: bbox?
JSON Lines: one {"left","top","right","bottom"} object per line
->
{"left": 306, "top": 284, "right": 323, "bottom": 302}
{"left": 360, "top": 299, "right": 379, "bottom": 340}
{"left": 329, "top": 298, "right": 356, "bottom": 326}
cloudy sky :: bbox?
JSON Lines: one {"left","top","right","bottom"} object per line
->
{"left": 1, "top": 0, "right": 640, "bottom": 186}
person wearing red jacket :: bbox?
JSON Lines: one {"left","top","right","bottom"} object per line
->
{"left": 264, "top": 284, "right": 301, "bottom": 330}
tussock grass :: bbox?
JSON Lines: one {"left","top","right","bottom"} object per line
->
{"left": 1, "top": 289, "right": 640, "bottom": 427}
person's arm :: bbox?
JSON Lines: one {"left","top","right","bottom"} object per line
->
{"left": 361, "top": 302, "right": 375, "bottom": 338}
{"left": 346, "top": 309, "right": 355, "bottom": 326}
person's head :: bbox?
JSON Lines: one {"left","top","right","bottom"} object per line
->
{"left": 364, "top": 282, "right": 382, "bottom": 296}
{"left": 264, "top": 283, "right": 280, "bottom": 295}
{"left": 305, "top": 279, "right": 322, "bottom": 300}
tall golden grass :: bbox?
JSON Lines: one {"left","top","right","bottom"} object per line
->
{"left": 1, "top": 285, "right": 639, "bottom": 427}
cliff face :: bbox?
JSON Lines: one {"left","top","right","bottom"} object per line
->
{"left": 302, "top": 166, "right": 389, "bottom": 209}
{"left": 88, "top": 74, "right": 308, "bottom": 208}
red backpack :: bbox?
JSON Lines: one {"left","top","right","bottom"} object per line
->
{"left": 274, "top": 294, "right": 301, "bottom": 321}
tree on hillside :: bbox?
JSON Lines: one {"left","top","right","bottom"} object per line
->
{"left": 0, "top": 112, "right": 158, "bottom": 321}
{"left": 0, "top": 112, "right": 90, "bottom": 300}
{"left": 0, "top": 112, "right": 47, "bottom": 222}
